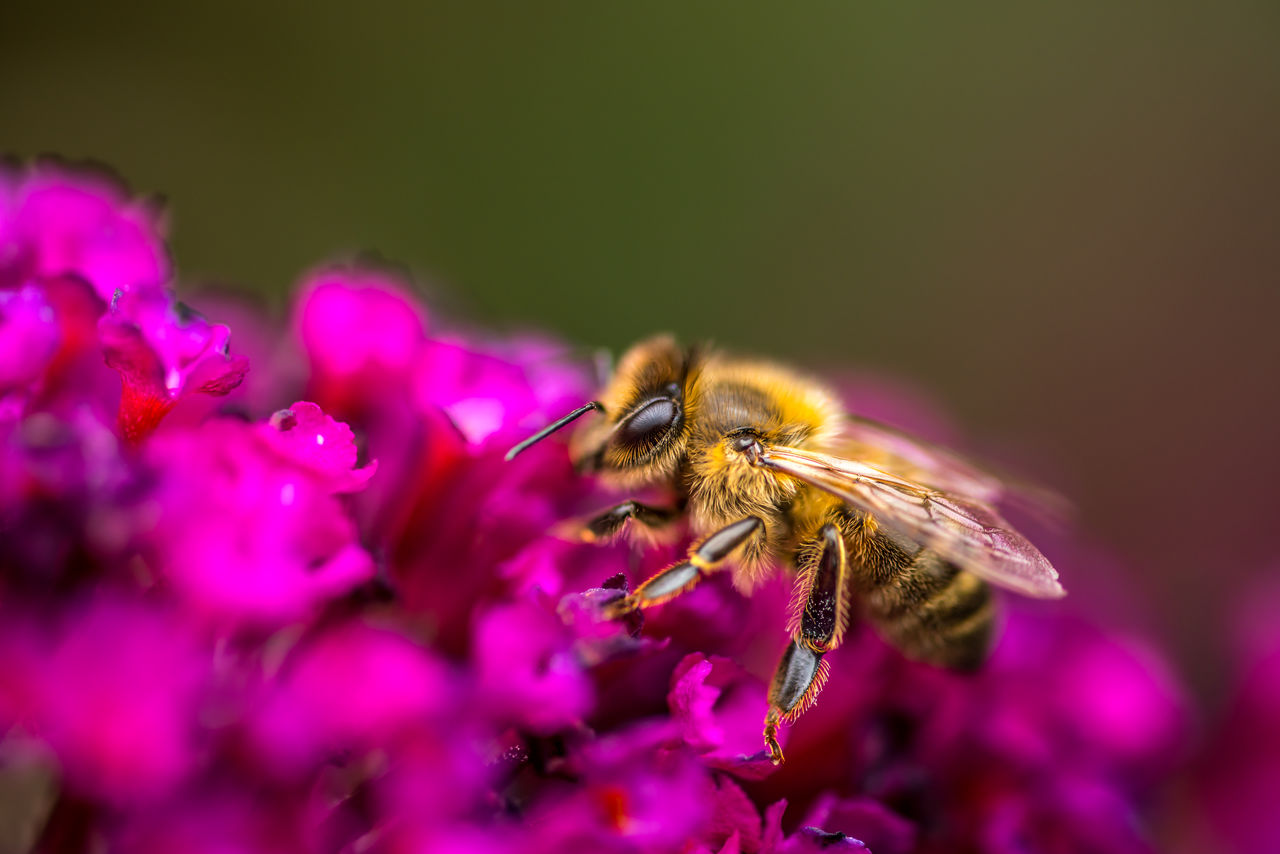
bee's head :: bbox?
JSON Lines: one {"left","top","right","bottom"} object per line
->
{"left": 505, "top": 336, "right": 696, "bottom": 489}
{"left": 568, "top": 336, "right": 697, "bottom": 487}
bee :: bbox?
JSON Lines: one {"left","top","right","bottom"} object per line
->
{"left": 507, "top": 336, "right": 1064, "bottom": 765}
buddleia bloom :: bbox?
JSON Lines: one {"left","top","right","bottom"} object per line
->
{"left": 0, "top": 159, "right": 1216, "bottom": 854}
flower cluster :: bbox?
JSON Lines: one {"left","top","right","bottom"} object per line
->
{"left": 1, "top": 160, "right": 1196, "bottom": 853}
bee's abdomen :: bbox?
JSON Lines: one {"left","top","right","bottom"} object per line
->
{"left": 848, "top": 516, "right": 994, "bottom": 671}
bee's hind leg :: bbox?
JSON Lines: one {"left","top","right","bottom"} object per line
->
{"left": 764, "top": 522, "right": 850, "bottom": 765}
{"left": 603, "top": 516, "right": 763, "bottom": 618}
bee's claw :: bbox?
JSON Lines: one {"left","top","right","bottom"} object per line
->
{"left": 764, "top": 712, "right": 785, "bottom": 765}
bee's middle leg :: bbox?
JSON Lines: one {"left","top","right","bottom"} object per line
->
{"left": 764, "top": 522, "right": 850, "bottom": 765}
{"left": 578, "top": 499, "right": 678, "bottom": 543}
{"left": 603, "top": 516, "right": 764, "bottom": 618}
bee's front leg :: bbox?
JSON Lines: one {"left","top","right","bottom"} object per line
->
{"left": 602, "top": 516, "right": 763, "bottom": 618}
{"left": 764, "top": 522, "right": 850, "bottom": 765}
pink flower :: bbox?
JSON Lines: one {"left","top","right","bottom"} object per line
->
{"left": 257, "top": 401, "right": 377, "bottom": 492}
{"left": 0, "top": 162, "right": 247, "bottom": 443}
{"left": 791, "top": 794, "right": 915, "bottom": 854}
{"left": 99, "top": 289, "right": 249, "bottom": 441}
{"left": 0, "top": 282, "right": 59, "bottom": 403}
{"left": 523, "top": 723, "right": 716, "bottom": 853}
{"left": 292, "top": 264, "right": 589, "bottom": 447}
{"left": 472, "top": 597, "right": 595, "bottom": 735}
{"left": 141, "top": 407, "right": 375, "bottom": 625}
{"left": 0, "top": 405, "right": 138, "bottom": 580}
{"left": 0, "top": 160, "right": 168, "bottom": 301}
{"left": 0, "top": 596, "right": 210, "bottom": 804}
{"left": 293, "top": 265, "right": 427, "bottom": 415}
{"left": 667, "top": 653, "right": 771, "bottom": 765}
{"left": 288, "top": 270, "right": 595, "bottom": 652}
{"left": 111, "top": 789, "right": 316, "bottom": 854}
{"left": 0, "top": 161, "right": 1208, "bottom": 854}
{"left": 249, "top": 619, "right": 455, "bottom": 775}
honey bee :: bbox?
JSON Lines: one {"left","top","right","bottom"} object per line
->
{"left": 507, "top": 336, "right": 1064, "bottom": 765}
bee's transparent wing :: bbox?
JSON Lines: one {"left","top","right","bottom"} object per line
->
{"left": 761, "top": 446, "right": 1065, "bottom": 599}
{"left": 838, "top": 415, "right": 1004, "bottom": 501}
{"left": 839, "top": 415, "right": 1073, "bottom": 529}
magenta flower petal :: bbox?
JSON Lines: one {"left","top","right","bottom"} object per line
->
{"left": 0, "top": 406, "right": 145, "bottom": 590}
{"left": 976, "top": 774, "right": 1159, "bottom": 854}
{"left": 707, "top": 775, "right": 766, "bottom": 853}
{"left": 373, "top": 733, "right": 501, "bottom": 849}
{"left": 259, "top": 401, "right": 376, "bottom": 492}
{"left": 778, "top": 829, "right": 869, "bottom": 853}
{"left": 11, "top": 274, "right": 119, "bottom": 415}
{"left": 415, "top": 339, "right": 539, "bottom": 445}
{"left": 527, "top": 723, "right": 713, "bottom": 852}
{"left": 669, "top": 655, "right": 724, "bottom": 752}
{"left": 111, "top": 789, "right": 316, "bottom": 854}
{"left": 760, "top": 799, "right": 871, "bottom": 854}
{"left": 472, "top": 597, "right": 594, "bottom": 735}
{"left": 555, "top": 579, "right": 649, "bottom": 667}
{"left": 0, "top": 282, "right": 59, "bottom": 400}
{"left": 99, "top": 289, "right": 248, "bottom": 441}
{"left": 379, "top": 408, "right": 589, "bottom": 649}
{"left": 181, "top": 289, "right": 304, "bottom": 418}
{"left": 0, "top": 596, "right": 209, "bottom": 804}
{"left": 293, "top": 266, "right": 427, "bottom": 411}
{"left": 249, "top": 620, "right": 454, "bottom": 775}
{"left": 668, "top": 653, "right": 770, "bottom": 766}
{"left": 143, "top": 415, "right": 375, "bottom": 625}
{"left": 413, "top": 335, "right": 592, "bottom": 450}
{"left": 0, "top": 161, "right": 168, "bottom": 300}
{"left": 798, "top": 794, "right": 916, "bottom": 854}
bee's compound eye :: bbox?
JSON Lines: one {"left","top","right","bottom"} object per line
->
{"left": 615, "top": 397, "right": 678, "bottom": 450}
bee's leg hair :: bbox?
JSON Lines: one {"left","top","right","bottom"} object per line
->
{"left": 579, "top": 500, "right": 678, "bottom": 543}
{"left": 603, "top": 516, "right": 763, "bottom": 617}
{"left": 764, "top": 522, "right": 849, "bottom": 765}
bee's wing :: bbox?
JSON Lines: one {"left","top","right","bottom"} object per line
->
{"left": 761, "top": 446, "right": 1065, "bottom": 599}
{"left": 839, "top": 415, "right": 1073, "bottom": 528}
{"left": 838, "top": 415, "right": 1005, "bottom": 501}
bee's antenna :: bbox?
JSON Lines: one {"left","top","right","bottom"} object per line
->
{"left": 505, "top": 402, "right": 604, "bottom": 461}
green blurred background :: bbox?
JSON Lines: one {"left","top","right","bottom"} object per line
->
{"left": 4, "top": 1, "right": 1278, "bottom": 700}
